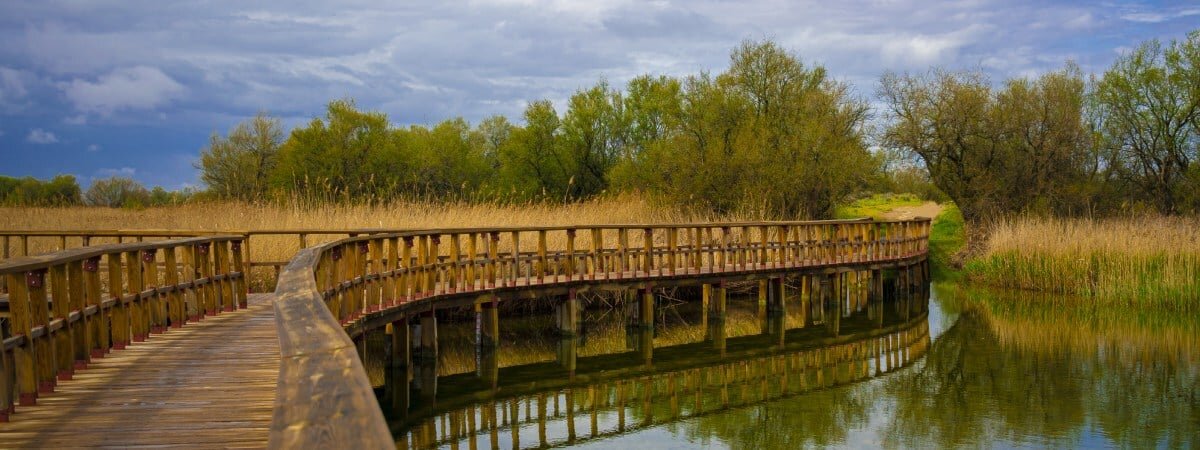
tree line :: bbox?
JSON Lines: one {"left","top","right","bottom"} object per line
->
{"left": 0, "top": 175, "right": 193, "bottom": 208}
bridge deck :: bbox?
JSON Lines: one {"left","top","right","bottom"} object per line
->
{"left": 0, "top": 294, "right": 278, "bottom": 449}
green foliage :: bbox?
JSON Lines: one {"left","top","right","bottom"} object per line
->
{"left": 1092, "top": 30, "right": 1200, "bottom": 214}
{"left": 0, "top": 175, "right": 82, "bottom": 206}
{"left": 929, "top": 204, "right": 965, "bottom": 280}
{"left": 879, "top": 65, "right": 1093, "bottom": 231}
{"left": 196, "top": 112, "right": 283, "bottom": 201}
{"left": 85, "top": 176, "right": 150, "bottom": 208}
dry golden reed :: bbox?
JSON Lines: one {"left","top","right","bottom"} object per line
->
{"left": 0, "top": 194, "right": 745, "bottom": 263}
{"left": 965, "top": 216, "right": 1200, "bottom": 309}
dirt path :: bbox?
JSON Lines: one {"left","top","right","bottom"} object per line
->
{"left": 881, "top": 201, "right": 943, "bottom": 221}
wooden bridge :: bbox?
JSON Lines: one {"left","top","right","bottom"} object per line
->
{"left": 0, "top": 219, "right": 930, "bottom": 448}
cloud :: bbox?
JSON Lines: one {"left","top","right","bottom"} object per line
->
{"left": 94, "top": 167, "right": 136, "bottom": 179}
{"left": 86, "top": 144, "right": 100, "bottom": 152}
{"left": 1120, "top": 8, "right": 1200, "bottom": 23}
{"left": 26, "top": 128, "right": 59, "bottom": 144}
{"left": 60, "top": 66, "right": 185, "bottom": 115}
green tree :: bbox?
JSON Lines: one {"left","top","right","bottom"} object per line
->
{"left": 497, "top": 100, "right": 572, "bottom": 199}
{"left": 197, "top": 112, "right": 284, "bottom": 201}
{"left": 560, "top": 81, "right": 627, "bottom": 198}
{"left": 1093, "top": 31, "right": 1200, "bottom": 214}
{"left": 85, "top": 176, "right": 150, "bottom": 208}
{"left": 879, "top": 65, "right": 1091, "bottom": 252}
{"left": 272, "top": 100, "right": 405, "bottom": 200}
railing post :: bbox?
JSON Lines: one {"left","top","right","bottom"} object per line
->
{"left": 197, "top": 243, "right": 215, "bottom": 317}
{"left": 508, "top": 232, "right": 519, "bottom": 287}
{"left": 107, "top": 253, "right": 129, "bottom": 349}
{"left": 564, "top": 229, "right": 576, "bottom": 281}
{"left": 642, "top": 228, "right": 653, "bottom": 276}
{"left": 67, "top": 259, "right": 89, "bottom": 369}
{"left": 26, "top": 269, "right": 54, "bottom": 395}
{"left": 49, "top": 264, "right": 73, "bottom": 381}
{"left": 232, "top": 240, "right": 247, "bottom": 308}
{"left": 6, "top": 270, "right": 34, "bottom": 406}
{"left": 537, "top": 231, "right": 548, "bottom": 283}
{"left": 369, "top": 238, "right": 384, "bottom": 310}
{"left": 401, "top": 237, "right": 414, "bottom": 301}
{"left": 126, "top": 250, "right": 146, "bottom": 343}
{"left": 387, "top": 237, "right": 401, "bottom": 305}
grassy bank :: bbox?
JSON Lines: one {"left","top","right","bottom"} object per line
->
{"left": 834, "top": 193, "right": 924, "bottom": 219}
{"left": 963, "top": 216, "right": 1200, "bottom": 309}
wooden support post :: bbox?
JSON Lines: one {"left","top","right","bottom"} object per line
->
{"left": 67, "top": 260, "right": 89, "bottom": 369}
{"left": 214, "top": 242, "right": 233, "bottom": 312}
{"left": 83, "top": 257, "right": 106, "bottom": 358}
{"left": 26, "top": 269, "right": 54, "bottom": 394}
{"left": 416, "top": 310, "right": 438, "bottom": 361}
{"left": 642, "top": 228, "right": 653, "bottom": 276}
{"left": 182, "top": 245, "right": 199, "bottom": 323}
{"left": 197, "top": 243, "right": 216, "bottom": 317}
{"left": 448, "top": 235, "right": 460, "bottom": 295}
{"left": 508, "top": 232, "right": 519, "bottom": 286}
{"left": 163, "top": 247, "right": 182, "bottom": 328}
{"left": 400, "top": 237, "right": 413, "bottom": 301}
{"left": 537, "top": 231, "right": 548, "bottom": 283}
{"left": 564, "top": 229, "right": 576, "bottom": 281}
{"left": 824, "top": 274, "right": 840, "bottom": 337}
{"left": 126, "top": 250, "right": 146, "bottom": 343}
{"left": 142, "top": 249, "right": 164, "bottom": 334}
{"left": 557, "top": 290, "right": 580, "bottom": 336}
{"left": 6, "top": 272, "right": 35, "bottom": 405}
{"left": 391, "top": 316, "right": 410, "bottom": 369}
{"left": 369, "top": 238, "right": 384, "bottom": 310}
{"left": 232, "top": 240, "right": 247, "bottom": 307}
{"left": 49, "top": 265, "right": 73, "bottom": 381}
{"left": 108, "top": 253, "right": 129, "bottom": 349}
{"left": 590, "top": 228, "right": 603, "bottom": 280}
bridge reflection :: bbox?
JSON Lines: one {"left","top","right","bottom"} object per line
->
{"left": 375, "top": 276, "right": 931, "bottom": 449}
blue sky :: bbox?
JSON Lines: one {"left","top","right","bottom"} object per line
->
{"left": 0, "top": 1, "right": 1196, "bottom": 189}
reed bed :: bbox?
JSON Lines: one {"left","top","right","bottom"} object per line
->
{"left": 0, "top": 194, "right": 742, "bottom": 264}
{"left": 964, "top": 216, "right": 1200, "bottom": 309}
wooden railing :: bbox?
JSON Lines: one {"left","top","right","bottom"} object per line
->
{"left": 0, "top": 229, "right": 424, "bottom": 291}
{"left": 0, "top": 236, "right": 248, "bottom": 421}
{"left": 270, "top": 218, "right": 931, "bottom": 449}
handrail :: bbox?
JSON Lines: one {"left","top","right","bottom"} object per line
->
{"left": 269, "top": 218, "right": 931, "bottom": 448}
{"left": 0, "top": 235, "right": 248, "bottom": 422}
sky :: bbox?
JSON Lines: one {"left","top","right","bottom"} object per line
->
{"left": 0, "top": 1, "right": 1196, "bottom": 190}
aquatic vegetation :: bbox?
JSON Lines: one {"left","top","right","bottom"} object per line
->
{"left": 964, "top": 216, "right": 1200, "bottom": 309}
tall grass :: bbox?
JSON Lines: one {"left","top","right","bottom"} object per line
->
{"left": 0, "top": 194, "right": 745, "bottom": 264}
{"left": 964, "top": 216, "right": 1200, "bottom": 309}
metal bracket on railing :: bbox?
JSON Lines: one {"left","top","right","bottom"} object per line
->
{"left": 230, "top": 240, "right": 242, "bottom": 252}
{"left": 142, "top": 249, "right": 157, "bottom": 263}
{"left": 490, "top": 232, "right": 501, "bottom": 242}
{"left": 430, "top": 235, "right": 441, "bottom": 245}
{"left": 402, "top": 236, "right": 414, "bottom": 246}
{"left": 330, "top": 246, "right": 343, "bottom": 261}
{"left": 565, "top": 229, "right": 576, "bottom": 238}
{"left": 83, "top": 256, "right": 101, "bottom": 272}
{"left": 26, "top": 269, "right": 45, "bottom": 288}
{"left": 196, "top": 243, "right": 210, "bottom": 255}
{"left": 357, "top": 242, "right": 370, "bottom": 254}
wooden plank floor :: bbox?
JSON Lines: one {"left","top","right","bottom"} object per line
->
{"left": 0, "top": 294, "right": 279, "bottom": 449}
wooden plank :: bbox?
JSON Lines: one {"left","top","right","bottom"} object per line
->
{"left": 0, "top": 294, "right": 279, "bottom": 449}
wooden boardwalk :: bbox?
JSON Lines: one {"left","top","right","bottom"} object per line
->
{"left": 0, "top": 294, "right": 278, "bottom": 449}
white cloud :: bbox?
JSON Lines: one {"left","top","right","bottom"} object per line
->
{"left": 60, "top": 66, "right": 185, "bottom": 115}
{"left": 86, "top": 144, "right": 100, "bottom": 152}
{"left": 26, "top": 128, "right": 59, "bottom": 144}
{"left": 94, "top": 167, "right": 136, "bottom": 179}
{"left": 1121, "top": 7, "right": 1200, "bottom": 23}
{"left": 64, "top": 114, "right": 87, "bottom": 125}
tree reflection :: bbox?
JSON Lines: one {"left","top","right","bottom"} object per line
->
{"left": 882, "top": 287, "right": 1198, "bottom": 448}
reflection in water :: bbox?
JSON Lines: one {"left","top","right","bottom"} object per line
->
{"left": 364, "top": 272, "right": 1198, "bottom": 449}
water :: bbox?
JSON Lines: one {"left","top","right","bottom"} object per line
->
{"left": 366, "top": 282, "right": 1199, "bottom": 449}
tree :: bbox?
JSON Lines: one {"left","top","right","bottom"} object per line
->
{"left": 196, "top": 112, "right": 283, "bottom": 201}
{"left": 272, "top": 100, "right": 405, "bottom": 200}
{"left": 560, "top": 81, "right": 627, "bottom": 198}
{"left": 85, "top": 176, "right": 150, "bottom": 208}
{"left": 1092, "top": 31, "right": 1200, "bottom": 214}
{"left": 497, "top": 100, "right": 572, "bottom": 199}
{"left": 879, "top": 65, "right": 1091, "bottom": 252}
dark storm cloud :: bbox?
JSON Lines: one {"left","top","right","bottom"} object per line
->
{"left": 0, "top": 0, "right": 1196, "bottom": 187}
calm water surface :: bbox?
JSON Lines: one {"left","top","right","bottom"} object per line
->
{"left": 367, "top": 282, "right": 1199, "bottom": 449}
